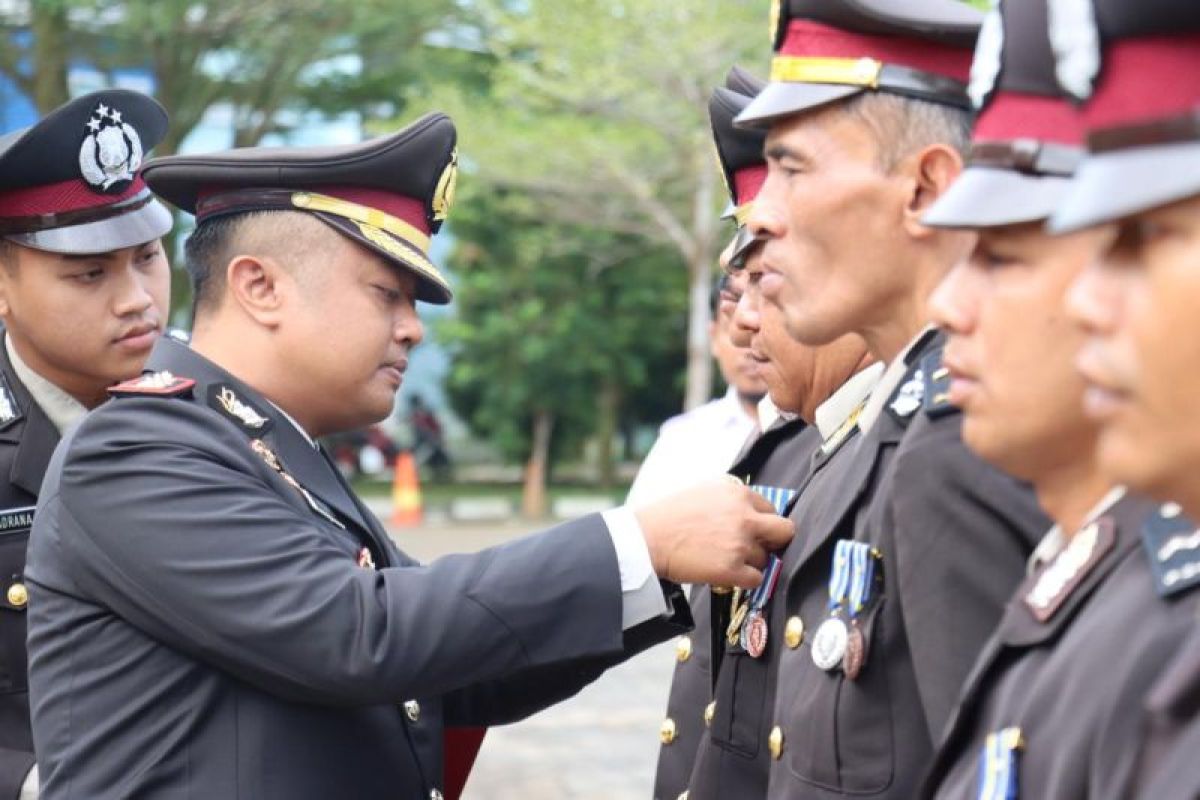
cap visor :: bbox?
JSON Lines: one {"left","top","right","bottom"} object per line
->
{"left": 5, "top": 199, "right": 173, "bottom": 254}
{"left": 729, "top": 226, "right": 763, "bottom": 269}
{"left": 720, "top": 201, "right": 737, "bottom": 221}
{"left": 314, "top": 213, "right": 453, "bottom": 305}
{"left": 923, "top": 167, "right": 1073, "bottom": 229}
{"left": 1049, "top": 141, "right": 1200, "bottom": 233}
{"left": 735, "top": 83, "right": 864, "bottom": 129}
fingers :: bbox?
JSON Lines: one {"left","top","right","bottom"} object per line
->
{"left": 745, "top": 485, "right": 777, "bottom": 514}
{"left": 730, "top": 564, "right": 765, "bottom": 590}
{"left": 750, "top": 512, "right": 795, "bottom": 551}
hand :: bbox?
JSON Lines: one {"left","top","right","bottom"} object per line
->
{"left": 634, "top": 477, "right": 794, "bottom": 589}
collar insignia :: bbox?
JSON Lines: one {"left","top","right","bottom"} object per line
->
{"left": 209, "top": 384, "right": 271, "bottom": 431}
{"left": 889, "top": 368, "right": 925, "bottom": 419}
{"left": 0, "top": 373, "right": 21, "bottom": 430}
{"left": 78, "top": 102, "right": 144, "bottom": 195}
{"left": 249, "top": 439, "right": 346, "bottom": 531}
{"left": 1024, "top": 517, "right": 1115, "bottom": 622}
{"left": 921, "top": 350, "right": 958, "bottom": 419}
{"left": 1142, "top": 502, "right": 1200, "bottom": 597}
{"left": 109, "top": 371, "right": 196, "bottom": 398}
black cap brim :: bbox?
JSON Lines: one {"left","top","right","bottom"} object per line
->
{"left": 311, "top": 212, "right": 452, "bottom": 305}
{"left": 728, "top": 226, "right": 763, "bottom": 269}
{"left": 1049, "top": 141, "right": 1200, "bottom": 233}
{"left": 5, "top": 196, "right": 172, "bottom": 254}
{"left": 735, "top": 82, "right": 864, "bottom": 129}
{"left": 923, "top": 167, "right": 1074, "bottom": 229}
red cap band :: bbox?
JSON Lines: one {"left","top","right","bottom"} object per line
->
{"left": 1085, "top": 36, "right": 1200, "bottom": 132}
{"left": 733, "top": 166, "right": 767, "bottom": 206}
{"left": 0, "top": 176, "right": 147, "bottom": 219}
{"left": 975, "top": 92, "right": 1085, "bottom": 146}
{"left": 779, "top": 20, "right": 972, "bottom": 83}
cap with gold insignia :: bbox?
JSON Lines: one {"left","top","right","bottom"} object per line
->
{"left": 923, "top": 0, "right": 1085, "bottom": 229}
{"left": 0, "top": 89, "right": 172, "bottom": 254}
{"left": 737, "top": 0, "right": 983, "bottom": 128}
{"left": 1049, "top": 0, "right": 1200, "bottom": 233}
{"left": 711, "top": 67, "right": 767, "bottom": 269}
{"left": 141, "top": 112, "right": 458, "bottom": 304}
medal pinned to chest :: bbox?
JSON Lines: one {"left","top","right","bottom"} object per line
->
{"left": 724, "top": 484, "right": 796, "bottom": 658}
{"left": 249, "top": 439, "right": 347, "bottom": 532}
{"left": 812, "top": 540, "right": 880, "bottom": 679}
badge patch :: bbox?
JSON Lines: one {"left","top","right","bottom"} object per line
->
{"left": 0, "top": 505, "right": 35, "bottom": 536}
{"left": 208, "top": 385, "right": 271, "bottom": 432}
{"left": 0, "top": 373, "right": 22, "bottom": 431}
{"left": 78, "top": 102, "right": 144, "bottom": 194}
{"left": 108, "top": 371, "right": 196, "bottom": 397}
{"left": 1142, "top": 503, "right": 1200, "bottom": 597}
{"left": 921, "top": 350, "right": 958, "bottom": 418}
{"left": 1024, "top": 517, "right": 1116, "bottom": 622}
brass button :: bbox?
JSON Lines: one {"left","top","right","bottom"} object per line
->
{"left": 7, "top": 583, "right": 26, "bottom": 608}
{"left": 703, "top": 701, "right": 716, "bottom": 726}
{"left": 404, "top": 700, "right": 420, "bottom": 722}
{"left": 660, "top": 717, "right": 678, "bottom": 745}
{"left": 768, "top": 725, "right": 784, "bottom": 760}
{"left": 676, "top": 635, "right": 693, "bottom": 663}
{"left": 785, "top": 616, "right": 804, "bottom": 649}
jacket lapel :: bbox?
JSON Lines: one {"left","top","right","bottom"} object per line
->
{"left": 0, "top": 334, "right": 58, "bottom": 498}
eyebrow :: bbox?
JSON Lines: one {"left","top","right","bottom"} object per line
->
{"left": 765, "top": 142, "right": 809, "bottom": 166}
{"left": 59, "top": 252, "right": 119, "bottom": 262}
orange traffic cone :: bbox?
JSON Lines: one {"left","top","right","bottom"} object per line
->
{"left": 391, "top": 451, "right": 423, "bottom": 527}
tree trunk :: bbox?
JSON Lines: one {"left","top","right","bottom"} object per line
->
{"left": 521, "top": 409, "right": 555, "bottom": 519}
{"left": 683, "top": 142, "right": 718, "bottom": 411}
{"left": 595, "top": 379, "right": 620, "bottom": 490}
{"left": 30, "top": 2, "right": 69, "bottom": 113}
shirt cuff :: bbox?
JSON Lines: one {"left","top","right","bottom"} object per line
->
{"left": 21, "top": 763, "right": 37, "bottom": 800}
{"left": 601, "top": 506, "right": 670, "bottom": 629}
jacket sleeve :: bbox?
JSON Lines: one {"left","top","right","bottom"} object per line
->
{"left": 886, "top": 414, "right": 1048, "bottom": 741}
{"left": 44, "top": 401, "right": 631, "bottom": 708}
{"left": 0, "top": 748, "right": 34, "bottom": 800}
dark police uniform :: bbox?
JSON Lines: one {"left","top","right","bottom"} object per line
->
{"left": 1045, "top": 3, "right": 1200, "bottom": 798}
{"left": 727, "top": 4, "right": 1048, "bottom": 797}
{"left": 0, "top": 89, "right": 172, "bottom": 800}
{"left": 654, "top": 417, "right": 817, "bottom": 800}
{"left": 25, "top": 113, "right": 690, "bottom": 800}
{"left": 923, "top": 494, "right": 1200, "bottom": 800}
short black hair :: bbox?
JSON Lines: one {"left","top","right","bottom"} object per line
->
{"left": 709, "top": 273, "right": 730, "bottom": 318}
{"left": 183, "top": 213, "right": 250, "bottom": 316}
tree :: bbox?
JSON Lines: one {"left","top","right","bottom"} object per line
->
{"left": 440, "top": 185, "right": 687, "bottom": 515}
{"left": 419, "top": 0, "right": 766, "bottom": 412}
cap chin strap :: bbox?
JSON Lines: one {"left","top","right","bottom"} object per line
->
{"left": 769, "top": 55, "right": 971, "bottom": 109}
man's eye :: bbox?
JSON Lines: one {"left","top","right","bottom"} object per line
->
{"left": 374, "top": 284, "right": 402, "bottom": 302}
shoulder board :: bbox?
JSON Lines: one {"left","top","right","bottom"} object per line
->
{"left": 1141, "top": 502, "right": 1200, "bottom": 598}
{"left": 920, "top": 348, "right": 959, "bottom": 419}
{"left": 108, "top": 371, "right": 196, "bottom": 398}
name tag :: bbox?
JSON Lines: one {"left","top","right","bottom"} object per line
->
{"left": 0, "top": 506, "right": 34, "bottom": 535}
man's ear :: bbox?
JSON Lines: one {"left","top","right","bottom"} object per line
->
{"left": 225, "top": 254, "right": 288, "bottom": 329}
{"left": 0, "top": 248, "right": 20, "bottom": 317}
{"left": 902, "top": 143, "right": 965, "bottom": 239}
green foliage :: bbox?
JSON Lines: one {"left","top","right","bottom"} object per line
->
{"left": 439, "top": 182, "right": 687, "bottom": 466}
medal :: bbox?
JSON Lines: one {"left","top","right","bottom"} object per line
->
{"left": 737, "top": 554, "right": 782, "bottom": 658}
{"left": 843, "top": 543, "right": 879, "bottom": 680}
{"left": 977, "top": 727, "right": 1023, "bottom": 800}
{"left": 813, "top": 540, "right": 853, "bottom": 671}
{"left": 742, "top": 609, "right": 768, "bottom": 657}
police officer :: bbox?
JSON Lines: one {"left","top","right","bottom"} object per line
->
{"left": 1047, "top": 1, "right": 1200, "bottom": 796}
{"left": 0, "top": 89, "right": 172, "bottom": 800}
{"left": 23, "top": 112, "right": 794, "bottom": 799}
{"left": 916, "top": 1, "right": 1200, "bottom": 796}
{"left": 718, "top": 2, "right": 1049, "bottom": 797}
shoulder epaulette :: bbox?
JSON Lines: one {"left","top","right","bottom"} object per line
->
{"left": 108, "top": 370, "right": 196, "bottom": 398}
{"left": 1141, "top": 502, "right": 1200, "bottom": 598}
{"left": 920, "top": 348, "right": 959, "bottom": 418}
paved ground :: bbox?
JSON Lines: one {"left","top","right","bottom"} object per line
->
{"left": 384, "top": 512, "right": 674, "bottom": 800}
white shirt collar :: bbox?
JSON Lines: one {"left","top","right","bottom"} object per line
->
{"left": 1027, "top": 485, "right": 1128, "bottom": 575}
{"left": 815, "top": 362, "right": 884, "bottom": 441}
{"left": 858, "top": 325, "right": 937, "bottom": 434}
{"left": 5, "top": 335, "right": 86, "bottom": 434}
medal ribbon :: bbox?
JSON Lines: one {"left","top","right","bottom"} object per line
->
{"left": 750, "top": 484, "right": 798, "bottom": 516}
{"left": 977, "top": 728, "right": 1022, "bottom": 800}
{"left": 847, "top": 543, "right": 877, "bottom": 619}
{"left": 827, "top": 539, "right": 853, "bottom": 612}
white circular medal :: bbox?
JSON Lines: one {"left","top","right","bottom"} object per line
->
{"left": 811, "top": 617, "right": 849, "bottom": 671}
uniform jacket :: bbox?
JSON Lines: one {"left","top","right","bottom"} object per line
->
{"left": 0, "top": 333, "right": 57, "bottom": 800}
{"left": 24, "top": 338, "right": 689, "bottom": 800}
{"left": 923, "top": 493, "right": 1200, "bottom": 799}
{"left": 653, "top": 417, "right": 818, "bottom": 800}
{"left": 1132, "top": 626, "right": 1200, "bottom": 800}
{"left": 687, "top": 374, "right": 874, "bottom": 800}
{"left": 763, "top": 334, "right": 1048, "bottom": 800}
